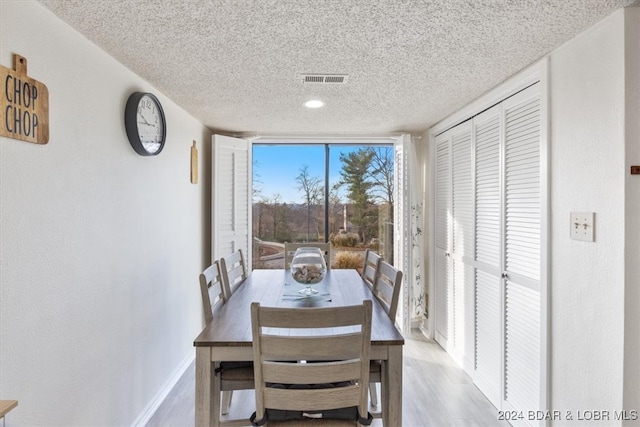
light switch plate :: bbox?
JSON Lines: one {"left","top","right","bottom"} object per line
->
{"left": 570, "top": 212, "right": 595, "bottom": 242}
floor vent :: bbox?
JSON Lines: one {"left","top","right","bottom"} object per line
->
{"left": 302, "top": 74, "right": 349, "bottom": 84}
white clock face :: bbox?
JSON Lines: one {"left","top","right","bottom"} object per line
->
{"left": 136, "top": 94, "right": 165, "bottom": 154}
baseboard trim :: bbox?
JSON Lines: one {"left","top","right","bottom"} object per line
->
{"left": 131, "top": 352, "right": 195, "bottom": 427}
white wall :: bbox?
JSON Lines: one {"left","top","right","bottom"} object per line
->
{"left": 549, "top": 9, "right": 628, "bottom": 421}
{"left": 0, "top": 2, "right": 211, "bottom": 425}
{"left": 623, "top": 6, "right": 640, "bottom": 422}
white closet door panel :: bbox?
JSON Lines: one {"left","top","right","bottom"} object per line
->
{"left": 474, "top": 108, "right": 501, "bottom": 268}
{"left": 435, "top": 247, "right": 449, "bottom": 341}
{"left": 452, "top": 259, "right": 474, "bottom": 359}
{"left": 452, "top": 259, "right": 464, "bottom": 352}
{"left": 434, "top": 131, "right": 451, "bottom": 345}
{"left": 472, "top": 105, "right": 503, "bottom": 406}
{"left": 463, "top": 261, "right": 476, "bottom": 369}
{"left": 451, "top": 122, "right": 473, "bottom": 358}
{"left": 452, "top": 126, "right": 473, "bottom": 259}
{"left": 505, "top": 93, "right": 541, "bottom": 283}
{"left": 435, "top": 135, "right": 450, "bottom": 251}
{"left": 503, "top": 84, "right": 542, "bottom": 419}
{"left": 474, "top": 269, "right": 502, "bottom": 407}
{"left": 505, "top": 280, "right": 541, "bottom": 414}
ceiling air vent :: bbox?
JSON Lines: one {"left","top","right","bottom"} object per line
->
{"left": 302, "top": 74, "right": 349, "bottom": 84}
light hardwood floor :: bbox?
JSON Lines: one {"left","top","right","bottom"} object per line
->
{"left": 146, "top": 331, "right": 509, "bottom": 427}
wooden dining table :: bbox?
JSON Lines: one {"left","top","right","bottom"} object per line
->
{"left": 193, "top": 268, "right": 405, "bottom": 427}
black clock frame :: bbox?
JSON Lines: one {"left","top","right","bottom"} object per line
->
{"left": 124, "top": 92, "right": 167, "bottom": 156}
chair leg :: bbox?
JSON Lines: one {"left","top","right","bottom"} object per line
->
{"left": 221, "top": 390, "right": 233, "bottom": 415}
{"left": 369, "top": 383, "right": 378, "bottom": 407}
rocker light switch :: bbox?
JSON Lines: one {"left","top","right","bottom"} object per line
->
{"left": 570, "top": 212, "right": 595, "bottom": 242}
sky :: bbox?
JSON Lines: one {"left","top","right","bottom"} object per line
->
{"left": 252, "top": 144, "right": 388, "bottom": 204}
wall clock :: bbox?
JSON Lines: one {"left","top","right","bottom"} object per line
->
{"left": 124, "top": 92, "right": 166, "bottom": 156}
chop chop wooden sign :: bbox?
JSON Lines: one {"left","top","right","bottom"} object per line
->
{"left": 0, "top": 54, "right": 49, "bottom": 144}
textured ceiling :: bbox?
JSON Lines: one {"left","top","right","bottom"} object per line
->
{"left": 39, "top": 0, "right": 633, "bottom": 136}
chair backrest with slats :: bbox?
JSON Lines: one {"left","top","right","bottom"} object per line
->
{"left": 373, "top": 261, "right": 403, "bottom": 322}
{"left": 220, "top": 249, "right": 248, "bottom": 297}
{"left": 361, "top": 249, "right": 381, "bottom": 291}
{"left": 199, "top": 261, "right": 227, "bottom": 324}
{"left": 284, "top": 242, "right": 331, "bottom": 270}
{"left": 250, "top": 301, "right": 372, "bottom": 424}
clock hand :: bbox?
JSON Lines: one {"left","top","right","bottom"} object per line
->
{"left": 139, "top": 114, "right": 152, "bottom": 126}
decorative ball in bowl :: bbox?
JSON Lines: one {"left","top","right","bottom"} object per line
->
{"left": 290, "top": 247, "right": 327, "bottom": 295}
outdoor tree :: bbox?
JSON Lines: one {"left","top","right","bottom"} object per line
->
{"left": 366, "top": 146, "right": 395, "bottom": 260}
{"left": 338, "top": 148, "right": 376, "bottom": 243}
{"left": 267, "top": 193, "right": 282, "bottom": 240}
{"left": 367, "top": 147, "right": 394, "bottom": 207}
{"left": 252, "top": 159, "right": 264, "bottom": 202}
{"left": 253, "top": 159, "right": 265, "bottom": 237}
{"left": 295, "top": 165, "right": 323, "bottom": 242}
{"left": 276, "top": 202, "right": 292, "bottom": 242}
{"left": 328, "top": 184, "right": 343, "bottom": 234}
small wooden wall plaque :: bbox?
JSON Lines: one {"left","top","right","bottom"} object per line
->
{"left": 191, "top": 141, "right": 198, "bottom": 184}
{"left": 0, "top": 54, "right": 49, "bottom": 144}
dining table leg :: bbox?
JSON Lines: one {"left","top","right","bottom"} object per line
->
{"left": 383, "top": 345, "right": 403, "bottom": 426}
{"left": 195, "top": 347, "right": 218, "bottom": 427}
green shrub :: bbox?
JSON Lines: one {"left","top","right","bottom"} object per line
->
{"left": 333, "top": 251, "right": 364, "bottom": 270}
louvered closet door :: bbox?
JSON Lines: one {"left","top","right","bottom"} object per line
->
{"left": 433, "top": 80, "right": 544, "bottom": 423}
{"left": 450, "top": 121, "right": 473, "bottom": 362}
{"left": 502, "top": 84, "right": 542, "bottom": 417}
{"left": 472, "top": 105, "right": 503, "bottom": 408}
{"left": 434, "top": 131, "right": 451, "bottom": 346}
{"left": 212, "top": 134, "right": 250, "bottom": 263}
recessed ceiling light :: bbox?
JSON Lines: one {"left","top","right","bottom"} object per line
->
{"left": 304, "top": 100, "right": 324, "bottom": 108}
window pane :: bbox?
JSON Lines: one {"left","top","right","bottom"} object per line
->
{"left": 329, "top": 145, "right": 395, "bottom": 268}
{"left": 252, "top": 145, "right": 326, "bottom": 269}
